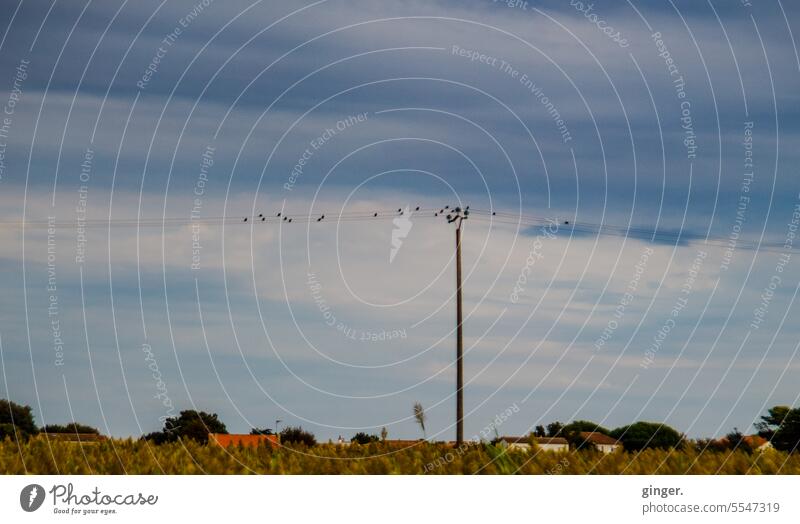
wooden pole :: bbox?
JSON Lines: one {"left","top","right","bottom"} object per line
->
{"left": 455, "top": 219, "right": 464, "bottom": 445}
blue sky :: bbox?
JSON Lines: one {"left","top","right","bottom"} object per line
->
{"left": 1, "top": 0, "right": 799, "bottom": 441}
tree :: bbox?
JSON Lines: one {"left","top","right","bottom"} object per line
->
{"left": 772, "top": 409, "right": 800, "bottom": 453}
{"left": 562, "top": 420, "right": 610, "bottom": 450}
{"left": 413, "top": 402, "right": 427, "bottom": 439}
{"left": 43, "top": 423, "right": 100, "bottom": 435}
{"left": 724, "top": 427, "right": 752, "bottom": 454}
{"left": 279, "top": 426, "right": 316, "bottom": 446}
{"left": 546, "top": 421, "right": 564, "bottom": 438}
{"left": 756, "top": 405, "right": 791, "bottom": 440}
{"left": 0, "top": 399, "right": 38, "bottom": 441}
{"left": 143, "top": 410, "right": 227, "bottom": 444}
{"left": 380, "top": 427, "right": 388, "bottom": 442}
{"left": 534, "top": 425, "right": 546, "bottom": 437}
{"left": 250, "top": 427, "right": 273, "bottom": 435}
{"left": 610, "top": 422, "right": 683, "bottom": 451}
{"left": 755, "top": 405, "right": 800, "bottom": 452}
{"left": 350, "top": 432, "right": 379, "bottom": 444}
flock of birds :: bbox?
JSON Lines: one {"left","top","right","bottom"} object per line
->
{"left": 2, "top": 203, "right": 789, "bottom": 252}
{"left": 240, "top": 205, "right": 493, "bottom": 224}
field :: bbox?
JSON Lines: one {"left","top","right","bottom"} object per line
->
{"left": 2, "top": 437, "right": 800, "bottom": 474}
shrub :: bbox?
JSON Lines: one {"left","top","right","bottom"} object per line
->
{"left": 43, "top": 423, "right": 100, "bottom": 435}
{"left": 143, "top": 410, "right": 227, "bottom": 444}
{"left": 610, "top": 422, "right": 683, "bottom": 451}
{"left": 350, "top": 432, "right": 379, "bottom": 444}
{"left": 279, "top": 426, "right": 316, "bottom": 446}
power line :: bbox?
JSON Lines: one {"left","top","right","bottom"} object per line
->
{"left": 0, "top": 205, "right": 791, "bottom": 253}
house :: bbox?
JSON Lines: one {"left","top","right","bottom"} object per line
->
{"left": 496, "top": 436, "right": 569, "bottom": 452}
{"left": 743, "top": 435, "right": 773, "bottom": 451}
{"left": 208, "top": 433, "right": 279, "bottom": 448}
{"left": 579, "top": 432, "right": 622, "bottom": 453}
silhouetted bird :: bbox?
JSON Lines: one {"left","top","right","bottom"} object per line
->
{"left": 262, "top": 217, "right": 265, "bottom": 221}
{"left": 283, "top": 216, "right": 287, "bottom": 221}
{"left": 373, "top": 212, "right": 378, "bottom": 217}
{"left": 277, "top": 212, "right": 281, "bottom": 217}
{"left": 445, "top": 205, "right": 449, "bottom": 209}
{"left": 397, "top": 208, "right": 402, "bottom": 212}
{"left": 415, "top": 206, "right": 420, "bottom": 211}
{"left": 243, "top": 217, "right": 248, "bottom": 222}
{"left": 288, "top": 218, "right": 292, "bottom": 222}
{"left": 564, "top": 221, "right": 569, "bottom": 225}
{"left": 492, "top": 212, "right": 496, "bottom": 215}
{"left": 258, "top": 214, "right": 263, "bottom": 217}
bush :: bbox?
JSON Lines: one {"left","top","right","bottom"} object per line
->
{"left": 0, "top": 399, "right": 38, "bottom": 440}
{"left": 279, "top": 426, "right": 316, "bottom": 447}
{"left": 350, "top": 432, "right": 379, "bottom": 444}
{"left": 610, "top": 422, "right": 683, "bottom": 451}
{"left": 143, "top": 410, "right": 227, "bottom": 444}
{"left": 43, "top": 423, "right": 100, "bottom": 435}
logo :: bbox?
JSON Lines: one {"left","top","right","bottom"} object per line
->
{"left": 20, "top": 484, "right": 45, "bottom": 512}
{"left": 390, "top": 206, "right": 413, "bottom": 263}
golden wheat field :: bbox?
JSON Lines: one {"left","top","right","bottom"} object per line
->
{"left": 2, "top": 438, "right": 799, "bottom": 474}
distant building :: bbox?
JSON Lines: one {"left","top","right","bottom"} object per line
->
{"left": 496, "top": 436, "right": 569, "bottom": 452}
{"left": 743, "top": 435, "right": 773, "bottom": 451}
{"left": 578, "top": 432, "right": 622, "bottom": 453}
{"left": 209, "top": 433, "right": 279, "bottom": 448}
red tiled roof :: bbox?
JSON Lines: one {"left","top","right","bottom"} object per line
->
{"left": 579, "top": 432, "right": 620, "bottom": 445}
{"left": 743, "top": 435, "right": 769, "bottom": 448}
{"left": 209, "top": 433, "right": 279, "bottom": 448}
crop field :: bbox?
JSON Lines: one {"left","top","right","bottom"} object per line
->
{"left": 2, "top": 438, "right": 799, "bottom": 474}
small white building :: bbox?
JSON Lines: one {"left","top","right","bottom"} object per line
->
{"left": 497, "top": 436, "right": 569, "bottom": 452}
{"left": 579, "top": 432, "right": 622, "bottom": 453}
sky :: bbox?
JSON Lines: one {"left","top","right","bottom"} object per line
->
{"left": 1, "top": 0, "right": 799, "bottom": 441}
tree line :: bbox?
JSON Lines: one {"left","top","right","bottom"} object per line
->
{"left": 2, "top": 398, "right": 799, "bottom": 452}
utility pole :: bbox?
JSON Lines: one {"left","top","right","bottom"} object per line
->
{"left": 447, "top": 207, "right": 468, "bottom": 444}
